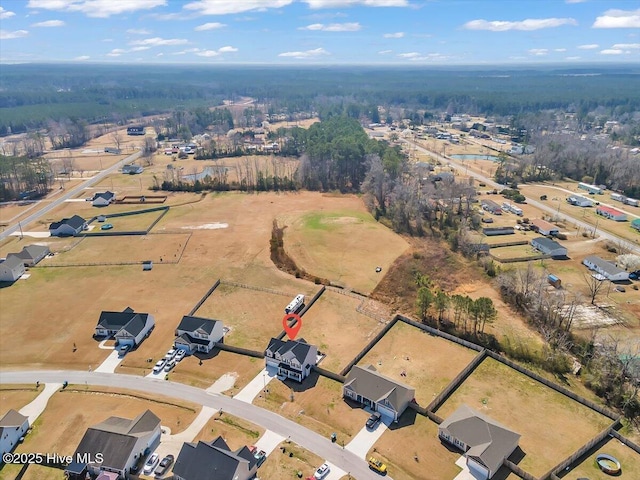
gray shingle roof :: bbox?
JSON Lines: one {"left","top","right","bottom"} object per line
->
{"left": 531, "top": 237, "right": 564, "bottom": 251}
{"left": 172, "top": 436, "right": 257, "bottom": 480}
{"left": 50, "top": 214, "right": 86, "bottom": 231}
{"left": 265, "top": 337, "right": 313, "bottom": 364}
{"left": 343, "top": 365, "right": 415, "bottom": 412}
{"left": 176, "top": 315, "right": 220, "bottom": 335}
{"left": 1, "top": 255, "right": 24, "bottom": 270}
{"left": 584, "top": 255, "right": 626, "bottom": 277}
{"left": 10, "top": 245, "right": 49, "bottom": 262}
{"left": 0, "top": 409, "right": 28, "bottom": 428}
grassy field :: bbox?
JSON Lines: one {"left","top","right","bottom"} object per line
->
{"left": 258, "top": 441, "right": 323, "bottom": 480}
{"left": 436, "top": 358, "right": 614, "bottom": 478}
{"left": 297, "top": 290, "right": 387, "bottom": 373}
{"left": 561, "top": 437, "right": 640, "bottom": 480}
{"left": 284, "top": 210, "right": 409, "bottom": 294}
{"left": 0, "top": 384, "right": 41, "bottom": 412}
{"left": 357, "top": 321, "right": 479, "bottom": 405}
{"left": 489, "top": 244, "right": 546, "bottom": 261}
{"left": 253, "top": 374, "right": 366, "bottom": 443}
{"left": 192, "top": 411, "right": 264, "bottom": 449}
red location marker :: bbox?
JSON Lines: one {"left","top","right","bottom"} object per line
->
{"left": 282, "top": 313, "right": 302, "bottom": 340}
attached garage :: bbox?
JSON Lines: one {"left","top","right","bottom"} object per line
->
{"left": 468, "top": 457, "right": 490, "bottom": 480}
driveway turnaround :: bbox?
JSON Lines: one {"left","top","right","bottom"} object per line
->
{"left": 233, "top": 366, "right": 277, "bottom": 403}
{"left": 19, "top": 383, "right": 62, "bottom": 425}
{"left": 0, "top": 370, "right": 384, "bottom": 480}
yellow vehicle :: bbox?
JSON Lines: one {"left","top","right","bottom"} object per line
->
{"left": 368, "top": 457, "right": 387, "bottom": 474}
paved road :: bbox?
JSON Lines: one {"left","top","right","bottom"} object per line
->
{"left": 0, "top": 370, "right": 383, "bottom": 480}
{"left": 0, "top": 150, "right": 142, "bottom": 242}
{"left": 402, "top": 138, "right": 640, "bottom": 255}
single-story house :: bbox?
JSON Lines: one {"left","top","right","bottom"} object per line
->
{"left": 439, "top": 404, "right": 520, "bottom": 480}
{"left": 92, "top": 191, "right": 116, "bottom": 207}
{"left": 343, "top": 364, "right": 415, "bottom": 423}
{"left": 122, "top": 164, "right": 143, "bottom": 175}
{"left": 126, "top": 126, "right": 145, "bottom": 136}
{"left": 481, "top": 199, "right": 502, "bottom": 215}
{"left": 49, "top": 215, "right": 87, "bottom": 236}
{"left": 65, "top": 410, "right": 161, "bottom": 479}
{"left": 0, "top": 410, "right": 29, "bottom": 460}
{"left": 7, "top": 244, "right": 50, "bottom": 266}
{"left": 95, "top": 307, "right": 155, "bottom": 348}
{"left": 173, "top": 436, "right": 258, "bottom": 480}
{"left": 530, "top": 219, "right": 559, "bottom": 236}
{"left": 596, "top": 205, "right": 627, "bottom": 222}
{"left": 583, "top": 256, "right": 629, "bottom": 282}
{"left": 265, "top": 337, "right": 317, "bottom": 383}
{"left": 566, "top": 195, "right": 593, "bottom": 207}
{"left": 174, "top": 315, "right": 225, "bottom": 354}
{"left": 482, "top": 227, "right": 514, "bottom": 236}
{"left": 531, "top": 237, "right": 567, "bottom": 258}
{"left": 0, "top": 256, "right": 26, "bottom": 282}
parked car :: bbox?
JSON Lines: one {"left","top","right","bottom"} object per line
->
{"left": 481, "top": 217, "right": 494, "bottom": 223}
{"left": 100, "top": 223, "right": 113, "bottom": 230}
{"left": 118, "top": 344, "right": 131, "bottom": 357}
{"left": 152, "top": 359, "right": 166, "bottom": 374}
{"left": 154, "top": 454, "right": 174, "bottom": 476}
{"left": 614, "top": 286, "right": 626, "bottom": 293}
{"left": 175, "top": 349, "right": 187, "bottom": 362}
{"left": 314, "top": 463, "right": 330, "bottom": 479}
{"left": 366, "top": 411, "right": 382, "bottom": 430}
{"left": 368, "top": 457, "right": 388, "bottom": 474}
{"left": 249, "top": 446, "right": 267, "bottom": 467}
{"left": 164, "top": 348, "right": 177, "bottom": 360}
{"left": 164, "top": 359, "right": 176, "bottom": 372}
{"left": 143, "top": 453, "right": 159, "bottom": 475}
{"left": 629, "top": 271, "right": 639, "bottom": 280}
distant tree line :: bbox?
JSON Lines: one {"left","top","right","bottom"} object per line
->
{"left": 0, "top": 155, "right": 55, "bottom": 202}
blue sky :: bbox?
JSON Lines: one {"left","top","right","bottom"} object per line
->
{"left": 0, "top": 0, "right": 639, "bottom": 64}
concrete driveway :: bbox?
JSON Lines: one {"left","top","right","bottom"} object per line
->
{"left": 233, "top": 366, "right": 277, "bottom": 403}
{"left": 19, "top": 382, "right": 62, "bottom": 425}
{"left": 345, "top": 415, "right": 389, "bottom": 459}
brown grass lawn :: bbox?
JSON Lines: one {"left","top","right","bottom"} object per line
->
{"left": 358, "top": 321, "right": 479, "bottom": 406}
{"left": 259, "top": 441, "right": 323, "bottom": 480}
{"left": 11, "top": 386, "right": 199, "bottom": 458}
{"left": 0, "top": 384, "right": 41, "bottom": 412}
{"left": 284, "top": 210, "right": 409, "bottom": 294}
{"left": 0, "top": 464, "right": 62, "bottom": 480}
{"left": 299, "top": 291, "right": 387, "bottom": 373}
{"left": 489, "top": 244, "right": 544, "bottom": 260}
{"left": 369, "top": 412, "right": 461, "bottom": 480}
{"left": 436, "top": 358, "right": 613, "bottom": 478}
{"left": 253, "top": 374, "right": 366, "bottom": 443}
{"left": 560, "top": 437, "right": 640, "bottom": 480}
{"left": 192, "top": 412, "right": 264, "bottom": 449}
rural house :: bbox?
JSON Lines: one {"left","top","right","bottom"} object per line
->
{"left": 633, "top": 218, "right": 640, "bottom": 232}
{"left": 95, "top": 307, "right": 155, "bottom": 349}
{"left": 439, "top": 404, "right": 520, "bottom": 480}
{"left": 530, "top": 219, "right": 559, "bottom": 236}
{"left": 566, "top": 195, "right": 593, "bottom": 207}
{"left": 49, "top": 215, "right": 87, "bottom": 236}
{"left": 264, "top": 337, "right": 318, "bottom": 383}
{"left": 583, "top": 256, "right": 629, "bottom": 282}
{"left": 0, "top": 410, "right": 29, "bottom": 460}
{"left": 530, "top": 237, "right": 567, "bottom": 258}
{"left": 126, "top": 126, "right": 145, "bottom": 136}
{"left": 481, "top": 199, "right": 502, "bottom": 215}
{"left": 596, "top": 205, "right": 627, "bottom": 222}
{"left": 343, "top": 364, "right": 415, "bottom": 423}
{"left": 174, "top": 315, "right": 225, "bottom": 354}
{"left": 65, "top": 410, "right": 161, "bottom": 480}
{"left": 92, "top": 191, "right": 116, "bottom": 207}
{"left": 0, "top": 256, "right": 26, "bottom": 282}
{"left": 122, "top": 164, "right": 143, "bottom": 175}
{"left": 482, "top": 226, "right": 514, "bottom": 236}
{"left": 172, "top": 436, "right": 258, "bottom": 480}
{"left": 7, "top": 244, "right": 50, "bottom": 266}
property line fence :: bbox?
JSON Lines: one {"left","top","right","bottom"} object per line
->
{"left": 398, "top": 316, "right": 484, "bottom": 352}
{"left": 312, "top": 365, "right": 345, "bottom": 383}
{"left": 220, "top": 280, "right": 293, "bottom": 297}
{"left": 37, "top": 260, "right": 172, "bottom": 268}
{"left": 82, "top": 206, "right": 170, "bottom": 237}
{"left": 188, "top": 279, "right": 221, "bottom": 316}
{"left": 339, "top": 315, "right": 400, "bottom": 377}
{"left": 427, "top": 349, "right": 488, "bottom": 413}
{"left": 326, "top": 286, "right": 390, "bottom": 324}
{"left": 214, "top": 342, "right": 264, "bottom": 359}
{"left": 489, "top": 253, "right": 551, "bottom": 264}
{"left": 276, "top": 286, "right": 326, "bottom": 341}
{"left": 610, "top": 430, "right": 640, "bottom": 455}
{"left": 504, "top": 460, "right": 537, "bottom": 480}
{"left": 488, "top": 240, "right": 529, "bottom": 248}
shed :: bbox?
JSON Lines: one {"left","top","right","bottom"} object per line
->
{"left": 142, "top": 261, "right": 153, "bottom": 271}
{"left": 547, "top": 274, "right": 562, "bottom": 288}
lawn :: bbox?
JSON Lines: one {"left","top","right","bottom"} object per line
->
{"left": 561, "top": 437, "right": 640, "bottom": 480}
{"left": 357, "top": 321, "right": 480, "bottom": 406}
{"left": 489, "top": 244, "right": 546, "bottom": 261}
{"left": 258, "top": 441, "right": 324, "bottom": 480}
{"left": 298, "top": 290, "right": 388, "bottom": 373}
{"left": 284, "top": 209, "right": 409, "bottom": 294}
{"left": 0, "top": 384, "right": 41, "bottom": 412}
{"left": 192, "top": 411, "right": 264, "bottom": 449}
{"left": 435, "top": 358, "right": 614, "bottom": 478}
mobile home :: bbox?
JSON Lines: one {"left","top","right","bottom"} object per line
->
{"left": 624, "top": 198, "right": 639, "bottom": 207}
{"left": 611, "top": 193, "right": 626, "bottom": 203}
{"left": 578, "top": 182, "right": 603, "bottom": 195}
{"left": 596, "top": 205, "right": 627, "bottom": 222}
{"left": 566, "top": 195, "right": 594, "bottom": 207}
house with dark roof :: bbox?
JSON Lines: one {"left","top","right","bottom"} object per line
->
{"left": 49, "top": 215, "right": 87, "bottom": 236}
{"left": 95, "top": 307, "right": 155, "bottom": 348}
{"left": 0, "top": 410, "right": 29, "bottom": 461}
{"left": 172, "top": 436, "right": 258, "bottom": 480}
{"left": 342, "top": 364, "right": 415, "bottom": 423}
{"left": 264, "top": 337, "right": 317, "bottom": 382}
{"left": 7, "top": 244, "right": 50, "bottom": 266}
{"left": 65, "top": 410, "right": 161, "bottom": 479}
{"left": 174, "top": 315, "right": 225, "bottom": 354}
{"left": 127, "top": 126, "right": 145, "bottom": 136}
{"left": 122, "top": 164, "right": 143, "bottom": 175}
{"left": 530, "top": 237, "right": 567, "bottom": 258}
{"left": 92, "top": 191, "right": 116, "bottom": 207}
{"left": 0, "top": 256, "right": 26, "bottom": 282}
{"left": 583, "top": 255, "right": 629, "bottom": 282}
{"left": 439, "top": 404, "right": 520, "bottom": 480}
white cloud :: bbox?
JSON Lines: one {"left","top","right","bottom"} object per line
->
{"left": 398, "top": 52, "right": 420, "bottom": 58}
{"left": 554, "top": 48, "right": 567, "bottom": 52}
{"left": 565, "top": 0, "right": 586, "bottom": 3}
{"left": 31, "top": 19, "right": 65, "bottom": 27}
{"left": 218, "top": 45, "right": 238, "bottom": 52}
{"left": 195, "top": 22, "right": 226, "bottom": 31}
{"left": 127, "top": 28, "right": 151, "bottom": 34}
{"left": 565, "top": 56, "right": 581, "bottom": 60}
{"left": 172, "top": 48, "right": 201, "bottom": 55}
{"left": 301, "top": 22, "right": 361, "bottom": 31}
{"left": 577, "top": 43, "right": 599, "bottom": 49}
{"left": 130, "top": 46, "right": 151, "bottom": 52}
{"left": 157, "top": 53, "right": 164, "bottom": 57}
{"left": 0, "top": 30, "right": 29, "bottom": 40}
{"left": 463, "top": 17, "right": 577, "bottom": 31}
{"left": 106, "top": 48, "right": 126, "bottom": 57}
{"left": 593, "top": 9, "right": 640, "bottom": 29}
{"left": 398, "top": 52, "right": 451, "bottom": 62}
{"left": 528, "top": 48, "right": 549, "bottom": 56}
{"left": 278, "top": 47, "right": 329, "bottom": 59}
{"left": 600, "top": 49, "right": 624, "bottom": 55}
{"left": 612, "top": 43, "right": 640, "bottom": 49}
{"left": 184, "top": 0, "right": 294, "bottom": 15}
{"left": 304, "top": 0, "right": 408, "bottom": 7}
{"left": 0, "top": 6, "right": 16, "bottom": 19}
{"left": 196, "top": 50, "right": 220, "bottom": 57}
{"left": 383, "top": 32, "right": 404, "bottom": 38}
{"left": 130, "top": 37, "right": 189, "bottom": 46}
{"left": 27, "top": 0, "right": 167, "bottom": 18}
{"left": 73, "top": 55, "right": 90, "bottom": 61}
{"left": 378, "top": 49, "right": 392, "bottom": 54}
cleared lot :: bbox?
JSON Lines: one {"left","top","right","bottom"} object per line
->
{"left": 0, "top": 384, "right": 41, "bottom": 412}
{"left": 192, "top": 411, "right": 264, "bottom": 448}
{"left": 258, "top": 441, "right": 324, "bottom": 479}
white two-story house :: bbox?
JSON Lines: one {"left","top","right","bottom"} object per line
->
{"left": 264, "top": 337, "right": 317, "bottom": 383}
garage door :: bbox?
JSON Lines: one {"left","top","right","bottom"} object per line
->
{"left": 467, "top": 458, "right": 489, "bottom": 480}
{"left": 376, "top": 404, "right": 396, "bottom": 423}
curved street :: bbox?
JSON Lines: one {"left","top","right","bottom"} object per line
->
{"left": 0, "top": 370, "right": 383, "bottom": 480}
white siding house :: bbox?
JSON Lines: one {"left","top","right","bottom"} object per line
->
{"left": 583, "top": 256, "right": 629, "bottom": 282}
{"left": 0, "top": 256, "right": 26, "bottom": 282}
{"left": 531, "top": 237, "right": 568, "bottom": 258}
{"left": 174, "top": 316, "right": 225, "bottom": 354}
{"left": 264, "top": 338, "right": 317, "bottom": 383}
{"left": 0, "top": 410, "right": 29, "bottom": 460}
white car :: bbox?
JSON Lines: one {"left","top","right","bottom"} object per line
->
{"left": 175, "top": 350, "right": 187, "bottom": 362}
{"left": 142, "top": 453, "right": 159, "bottom": 475}
{"left": 164, "top": 359, "right": 176, "bottom": 372}
{"left": 164, "top": 348, "right": 177, "bottom": 360}
{"left": 314, "top": 463, "right": 330, "bottom": 479}
{"left": 152, "top": 359, "right": 166, "bottom": 374}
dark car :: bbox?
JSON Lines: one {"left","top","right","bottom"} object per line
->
{"left": 154, "top": 454, "right": 174, "bottom": 476}
{"left": 366, "top": 411, "right": 382, "bottom": 430}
